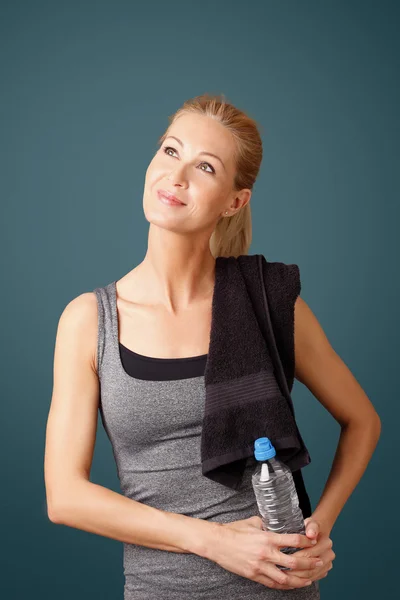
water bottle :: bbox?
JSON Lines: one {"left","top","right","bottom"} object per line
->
{"left": 251, "top": 437, "right": 306, "bottom": 570}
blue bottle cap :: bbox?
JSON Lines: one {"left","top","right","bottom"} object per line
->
{"left": 254, "top": 437, "right": 276, "bottom": 461}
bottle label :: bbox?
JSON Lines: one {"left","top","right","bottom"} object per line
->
{"left": 260, "top": 462, "right": 270, "bottom": 482}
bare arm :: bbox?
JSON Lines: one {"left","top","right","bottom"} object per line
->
{"left": 294, "top": 296, "right": 382, "bottom": 533}
{"left": 44, "top": 292, "right": 220, "bottom": 559}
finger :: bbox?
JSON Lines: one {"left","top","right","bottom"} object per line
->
{"left": 289, "top": 567, "right": 322, "bottom": 580}
{"left": 255, "top": 574, "right": 298, "bottom": 591}
{"left": 305, "top": 520, "right": 320, "bottom": 540}
{"left": 265, "top": 564, "right": 313, "bottom": 589}
{"left": 290, "top": 549, "right": 332, "bottom": 578}
{"left": 270, "top": 532, "right": 317, "bottom": 548}
{"left": 295, "top": 535, "right": 333, "bottom": 558}
{"left": 273, "top": 551, "right": 324, "bottom": 572}
{"left": 293, "top": 563, "right": 332, "bottom": 583}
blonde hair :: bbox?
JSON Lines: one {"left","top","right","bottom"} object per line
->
{"left": 157, "top": 93, "right": 263, "bottom": 258}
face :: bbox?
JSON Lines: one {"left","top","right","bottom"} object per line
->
{"left": 143, "top": 113, "right": 250, "bottom": 235}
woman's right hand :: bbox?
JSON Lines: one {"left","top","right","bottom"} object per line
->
{"left": 208, "top": 516, "right": 323, "bottom": 590}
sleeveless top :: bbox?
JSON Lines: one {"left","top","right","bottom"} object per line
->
{"left": 93, "top": 281, "right": 320, "bottom": 600}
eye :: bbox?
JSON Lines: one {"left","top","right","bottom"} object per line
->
{"left": 199, "top": 162, "right": 215, "bottom": 174}
{"left": 162, "top": 146, "right": 216, "bottom": 175}
{"left": 163, "top": 146, "right": 177, "bottom": 158}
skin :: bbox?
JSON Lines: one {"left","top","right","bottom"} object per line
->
{"left": 220, "top": 281, "right": 381, "bottom": 589}
{"left": 135, "top": 111, "right": 251, "bottom": 315}
{"left": 45, "top": 111, "right": 381, "bottom": 591}
{"left": 107, "top": 112, "right": 251, "bottom": 362}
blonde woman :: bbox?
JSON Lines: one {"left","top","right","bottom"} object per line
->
{"left": 45, "top": 94, "right": 380, "bottom": 599}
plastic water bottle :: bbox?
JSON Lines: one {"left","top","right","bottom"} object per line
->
{"left": 251, "top": 437, "right": 306, "bottom": 570}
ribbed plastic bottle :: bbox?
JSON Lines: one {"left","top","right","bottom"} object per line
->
{"left": 251, "top": 437, "right": 306, "bottom": 570}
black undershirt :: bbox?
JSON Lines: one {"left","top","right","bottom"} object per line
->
{"left": 119, "top": 342, "right": 208, "bottom": 381}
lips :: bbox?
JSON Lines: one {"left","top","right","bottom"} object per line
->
{"left": 157, "top": 189, "right": 186, "bottom": 205}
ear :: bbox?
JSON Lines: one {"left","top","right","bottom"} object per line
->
{"left": 231, "top": 188, "right": 252, "bottom": 213}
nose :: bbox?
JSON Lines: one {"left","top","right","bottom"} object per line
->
{"left": 167, "top": 163, "right": 188, "bottom": 187}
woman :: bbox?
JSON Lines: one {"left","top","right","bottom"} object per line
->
{"left": 44, "top": 94, "right": 381, "bottom": 599}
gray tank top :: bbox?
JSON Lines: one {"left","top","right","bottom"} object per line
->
{"left": 93, "top": 281, "right": 320, "bottom": 600}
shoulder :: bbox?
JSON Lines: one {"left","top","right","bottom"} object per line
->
{"left": 237, "top": 253, "right": 300, "bottom": 287}
{"left": 55, "top": 292, "right": 99, "bottom": 370}
{"left": 256, "top": 255, "right": 302, "bottom": 392}
{"left": 58, "top": 292, "right": 98, "bottom": 328}
{"left": 262, "top": 258, "right": 301, "bottom": 303}
{"left": 235, "top": 253, "right": 301, "bottom": 311}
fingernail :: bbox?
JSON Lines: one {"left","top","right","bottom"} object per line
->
{"left": 311, "top": 539, "right": 317, "bottom": 544}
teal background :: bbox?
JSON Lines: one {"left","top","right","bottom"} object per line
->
{"left": 1, "top": 0, "right": 397, "bottom": 598}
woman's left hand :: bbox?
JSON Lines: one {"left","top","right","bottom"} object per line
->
{"left": 284, "top": 517, "right": 336, "bottom": 582}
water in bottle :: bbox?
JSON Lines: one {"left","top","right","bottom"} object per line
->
{"left": 251, "top": 437, "right": 306, "bottom": 570}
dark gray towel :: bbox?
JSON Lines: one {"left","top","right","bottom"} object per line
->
{"left": 201, "top": 254, "right": 311, "bottom": 490}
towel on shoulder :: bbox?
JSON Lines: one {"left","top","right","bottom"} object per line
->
{"left": 201, "top": 254, "right": 311, "bottom": 491}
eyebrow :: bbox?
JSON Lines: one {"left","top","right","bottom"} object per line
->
{"left": 164, "top": 135, "right": 226, "bottom": 171}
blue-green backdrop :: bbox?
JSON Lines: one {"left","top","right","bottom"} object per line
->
{"left": 1, "top": 0, "right": 397, "bottom": 598}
